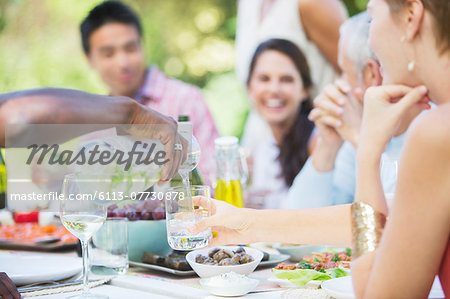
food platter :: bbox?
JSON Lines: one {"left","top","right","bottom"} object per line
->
{"left": 0, "top": 223, "right": 78, "bottom": 251}
{"left": 0, "top": 239, "right": 77, "bottom": 251}
{"left": 129, "top": 253, "right": 289, "bottom": 276}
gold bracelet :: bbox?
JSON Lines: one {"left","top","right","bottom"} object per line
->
{"left": 351, "top": 201, "right": 387, "bottom": 259}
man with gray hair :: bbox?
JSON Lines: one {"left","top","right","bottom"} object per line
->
{"left": 286, "top": 12, "right": 405, "bottom": 208}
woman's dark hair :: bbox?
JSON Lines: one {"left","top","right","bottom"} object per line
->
{"left": 80, "top": 1, "right": 142, "bottom": 54}
{"left": 247, "top": 38, "right": 314, "bottom": 187}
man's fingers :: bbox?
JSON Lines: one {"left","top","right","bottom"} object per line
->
{"left": 160, "top": 132, "right": 176, "bottom": 182}
{"left": 169, "top": 138, "right": 182, "bottom": 180}
{"left": 308, "top": 108, "right": 323, "bottom": 121}
{"left": 315, "top": 98, "right": 343, "bottom": 117}
{"left": 323, "top": 84, "right": 347, "bottom": 107}
{"left": 310, "top": 108, "right": 342, "bottom": 128}
{"left": 318, "top": 115, "right": 342, "bottom": 128}
{"left": 335, "top": 79, "right": 351, "bottom": 94}
{"left": 353, "top": 87, "right": 364, "bottom": 103}
{"left": 179, "top": 135, "right": 188, "bottom": 165}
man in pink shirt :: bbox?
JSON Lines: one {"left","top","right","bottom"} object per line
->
{"left": 80, "top": 1, "right": 219, "bottom": 185}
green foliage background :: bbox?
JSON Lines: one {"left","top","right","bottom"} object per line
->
{"left": 0, "top": 0, "right": 368, "bottom": 137}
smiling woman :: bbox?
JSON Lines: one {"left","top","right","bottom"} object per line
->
{"left": 246, "top": 39, "right": 315, "bottom": 209}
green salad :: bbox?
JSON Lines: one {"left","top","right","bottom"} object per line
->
{"left": 272, "top": 248, "right": 351, "bottom": 286}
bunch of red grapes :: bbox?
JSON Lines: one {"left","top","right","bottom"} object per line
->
{"left": 107, "top": 199, "right": 165, "bottom": 221}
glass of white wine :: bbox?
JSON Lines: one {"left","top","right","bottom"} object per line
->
{"left": 60, "top": 174, "right": 108, "bottom": 299}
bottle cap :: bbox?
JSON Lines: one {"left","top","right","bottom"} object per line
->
{"left": 214, "top": 136, "right": 238, "bottom": 150}
{"left": 178, "top": 115, "right": 190, "bottom": 122}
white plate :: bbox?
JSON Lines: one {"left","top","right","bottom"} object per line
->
{"left": 268, "top": 276, "right": 322, "bottom": 289}
{"left": 0, "top": 252, "right": 81, "bottom": 285}
{"left": 322, "top": 276, "right": 445, "bottom": 299}
{"left": 259, "top": 254, "right": 290, "bottom": 268}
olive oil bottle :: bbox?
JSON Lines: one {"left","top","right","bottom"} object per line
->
{"left": 214, "top": 137, "right": 244, "bottom": 208}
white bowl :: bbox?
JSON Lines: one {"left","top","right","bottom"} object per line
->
{"left": 273, "top": 244, "right": 328, "bottom": 262}
{"left": 186, "top": 246, "right": 263, "bottom": 278}
{"left": 200, "top": 274, "right": 259, "bottom": 297}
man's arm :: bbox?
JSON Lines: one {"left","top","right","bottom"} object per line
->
{"left": 286, "top": 142, "right": 356, "bottom": 209}
{"left": 0, "top": 88, "right": 135, "bottom": 146}
{"left": 286, "top": 158, "right": 334, "bottom": 209}
{"left": 0, "top": 88, "right": 186, "bottom": 181}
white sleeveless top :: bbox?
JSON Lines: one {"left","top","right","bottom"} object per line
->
{"left": 237, "top": 0, "right": 341, "bottom": 154}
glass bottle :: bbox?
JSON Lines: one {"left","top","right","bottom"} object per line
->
{"left": 170, "top": 115, "right": 203, "bottom": 187}
{"left": 214, "top": 136, "right": 244, "bottom": 208}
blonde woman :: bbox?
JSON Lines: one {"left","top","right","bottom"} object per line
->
{"left": 192, "top": 0, "right": 450, "bottom": 296}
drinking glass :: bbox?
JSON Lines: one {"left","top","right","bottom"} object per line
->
{"left": 60, "top": 174, "right": 108, "bottom": 299}
{"left": 90, "top": 217, "right": 128, "bottom": 276}
{"left": 165, "top": 185, "right": 211, "bottom": 250}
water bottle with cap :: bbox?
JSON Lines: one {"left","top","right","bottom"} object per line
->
{"left": 170, "top": 115, "right": 203, "bottom": 187}
{"left": 214, "top": 136, "right": 244, "bottom": 208}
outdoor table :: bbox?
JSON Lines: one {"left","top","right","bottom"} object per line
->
{"left": 16, "top": 251, "right": 331, "bottom": 298}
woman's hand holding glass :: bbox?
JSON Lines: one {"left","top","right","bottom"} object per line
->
{"left": 189, "top": 197, "right": 254, "bottom": 246}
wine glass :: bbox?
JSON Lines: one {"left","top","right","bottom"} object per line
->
{"left": 60, "top": 174, "right": 108, "bottom": 299}
{"left": 380, "top": 153, "right": 399, "bottom": 208}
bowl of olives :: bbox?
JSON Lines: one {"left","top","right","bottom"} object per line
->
{"left": 107, "top": 199, "right": 171, "bottom": 261}
{"left": 186, "top": 246, "right": 264, "bottom": 278}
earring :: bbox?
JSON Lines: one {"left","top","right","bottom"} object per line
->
{"left": 408, "top": 61, "right": 415, "bottom": 72}
{"left": 400, "top": 36, "right": 406, "bottom": 42}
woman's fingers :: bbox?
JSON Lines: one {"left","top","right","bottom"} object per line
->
{"left": 192, "top": 196, "right": 215, "bottom": 215}
{"left": 364, "top": 85, "right": 412, "bottom": 104}
{"left": 395, "top": 86, "right": 428, "bottom": 113}
{"left": 189, "top": 214, "right": 225, "bottom": 234}
{"left": 207, "top": 227, "right": 248, "bottom": 246}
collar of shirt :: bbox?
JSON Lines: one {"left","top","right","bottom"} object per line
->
{"left": 135, "top": 66, "right": 165, "bottom": 104}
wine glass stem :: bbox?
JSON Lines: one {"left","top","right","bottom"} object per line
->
{"left": 81, "top": 240, "right": 90, "bottom": 295}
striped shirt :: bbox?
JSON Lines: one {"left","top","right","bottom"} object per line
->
{"left": 136, "top": 66, "right": 219, "bottom": 186}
